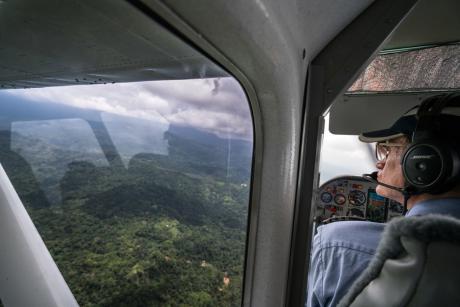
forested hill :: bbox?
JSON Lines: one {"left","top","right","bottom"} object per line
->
{"left": 161, "top": 124, "right": 252, "bottom": 183}
{"left": 0, "top": 108, "right": 252, "bottom": 306}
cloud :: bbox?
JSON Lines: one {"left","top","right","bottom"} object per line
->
{"left": 211, "top": 79, "right": 220, "bottom": 95}
{"left": 319, "top": 115, "right": 375, "bottom": 184}
{"left": 140, "top": 78, "right": 251, "bottom": 119}
{"left": 140, "top": 78, "right": 252, "bottom": 139}
{"left": 6, "top": 77, "right": 253, "bottom": 140}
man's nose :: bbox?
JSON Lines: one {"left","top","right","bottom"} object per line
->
{"left": 376, "top": 160, "right": 385, "bottom": 169}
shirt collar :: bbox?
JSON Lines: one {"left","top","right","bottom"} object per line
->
{"left": 406, "top": 197, "right": 460, "bottom": 219}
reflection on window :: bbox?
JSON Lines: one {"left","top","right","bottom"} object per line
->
{"left": 0, "top": 77, "right": 252, "bottom": 306}
{"left": 11, "top": 119, "right": 109, "bottom": 205}
{"left": 101, "top": 112, "right": 169, "bottom": 167}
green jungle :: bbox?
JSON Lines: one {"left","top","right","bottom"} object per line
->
{"left": 0, "top": 126, "right": 252, "bottom": 307}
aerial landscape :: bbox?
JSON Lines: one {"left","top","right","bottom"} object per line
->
{"left": 0, "top": 91, "right": 253, "bottom": 307}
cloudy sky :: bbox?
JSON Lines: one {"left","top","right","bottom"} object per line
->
{"left": 6, "top": 77, "right": 375, "bottom": 182}
{"left": 319, "top": 115, "right": 375, "bottom": 184}
{"left": 7, "top": 77, "right": 253, "bottom": 140}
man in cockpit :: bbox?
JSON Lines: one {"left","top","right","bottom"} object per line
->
{"left": 306, "top": 93, "right": 460, "bottom": 307}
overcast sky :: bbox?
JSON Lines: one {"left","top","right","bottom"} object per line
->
{"left": 7, "top": 77, "right": 253, "bottom": 140}
{"left": 6, "top": 77, "right": 375, "bottom": 181}
{"left": 319, "top": 115, "right": 375, "bottom": 184}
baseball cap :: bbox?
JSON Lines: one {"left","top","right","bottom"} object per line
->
{"left": 359, "top": 93, "right": 460, "bottom": 143}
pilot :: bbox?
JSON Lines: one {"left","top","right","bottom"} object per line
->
{"left": 306, "top": 93, "right": 460, "bottom": 307}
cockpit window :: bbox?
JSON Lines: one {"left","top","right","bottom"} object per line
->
{"left": 0, "top": 75, "right": 253, "bottom": 306}
{"left": 0, "top": 0, "right": 256, "bottom": 301}
{"left": 0, "top": 1, "right": 255, "bottom": 305}
{"left": 347, "top": 43, "right": 460, "bottom": 93}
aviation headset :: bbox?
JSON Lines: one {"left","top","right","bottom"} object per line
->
{"left": 401, "top": 93, "right": 460, "bottom": 194}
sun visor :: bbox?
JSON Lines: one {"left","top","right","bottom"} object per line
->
{"left": 328, "top": 93, "right": 436, "bottom": 135}
{"left": 330, "top": 42, "right": 460, "bottom": 136}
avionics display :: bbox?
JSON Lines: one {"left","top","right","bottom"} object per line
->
{"left": 315, "top": 176, "right": 403, "bottom": 224}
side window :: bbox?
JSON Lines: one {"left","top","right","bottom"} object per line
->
{"left": 0, "top": 77, "right": 253, "bottom": 306}
{"left": 0, "top": 4, "right": 253, "bottom": 306}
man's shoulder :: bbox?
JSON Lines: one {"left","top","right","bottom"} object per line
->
{"left": 308, "top": 221, "right": 386, "bottom": 307}
{"left": 409, "top": 197, "right": 460, "bottom": 218}
{"left": 316, "top": 221, "right": 385, "bottom": 253}
{"left": 318, "top": 220, "right": 386, "bottom": 239}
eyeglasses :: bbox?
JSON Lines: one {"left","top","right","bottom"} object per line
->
{"left": 375, "top": 141, "right": 406, "bottom": 161}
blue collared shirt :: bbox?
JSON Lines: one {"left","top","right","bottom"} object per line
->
{"left": 306, "top": 198, "right": 460, "bottom": 307}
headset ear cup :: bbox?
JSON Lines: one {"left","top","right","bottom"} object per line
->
{"left": 446, "top": 143, "right": 460, "bottom": 189}
{"left": 402, "top": 141, "right": 450, "bottom": 193}
{"left": 401, "top": 93, "right": 460, "bottom": 194}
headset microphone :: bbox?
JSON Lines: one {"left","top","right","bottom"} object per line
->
{"left": 362, "top": 172, "right": 411, "bottom": 214}
{"left": 363, "top": 172, "right": 406, "bottom": 193}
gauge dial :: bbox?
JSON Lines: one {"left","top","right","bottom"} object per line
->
{"left": 348, "top": 190, "right": 366, "bottom": 206}
{"left": 320, "top": 192, "right": 333, "bottom": 203}
{"left": 334, "top": 194, "right": 346, "bottom": 205}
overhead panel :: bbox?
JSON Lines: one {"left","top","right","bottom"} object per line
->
{"left": 329, "top": 93, "right": 436, "bottom": 135}
{"left": 349, "top": 44, "right": 460, "bottom": 93}
{"left": 0, "top": 0, "right": 225, "bottom": 89}
{"left": 383, "top": 0, "right": 460, "bottom": 50}
{"left": 331, "top": 43, "right": 460, "bottom": 136}
{"left": 330, "top": 0, "right": 460, "bottom": 135}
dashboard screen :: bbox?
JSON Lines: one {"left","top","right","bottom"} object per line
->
{"left": 315, "top": 176, "right": 403, "bottom": 224}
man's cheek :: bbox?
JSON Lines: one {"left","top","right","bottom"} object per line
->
{"left": 376, "top": 185, "right": 386, "bottom": 197}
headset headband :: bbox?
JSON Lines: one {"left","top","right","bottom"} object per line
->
{"left": 413, "top": 94, "right": 460, "bottom": 142}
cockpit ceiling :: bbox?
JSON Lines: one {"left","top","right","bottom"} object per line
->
{"left": 1, "top": 0, "right": 458, "bottom": 90}
{"left": 383, "top": 0, "right": 460, "bottom": 51}
{"left": 0, "top": 0, "right": 226, "bottom": 90}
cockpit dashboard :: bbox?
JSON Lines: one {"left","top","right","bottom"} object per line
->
{"left": 315, "top": 176, "right": 404, "bottom": 225}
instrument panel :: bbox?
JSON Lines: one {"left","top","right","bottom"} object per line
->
{"left": 315, "top": 176, "right": 404, "bottom": 224}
